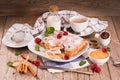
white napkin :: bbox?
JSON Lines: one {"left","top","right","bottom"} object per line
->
{"left": 89, "top": 18, "right": 108, "bottom": 32}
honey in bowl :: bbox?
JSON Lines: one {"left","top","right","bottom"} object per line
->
{"left": 90, "top": 50, "right": 108, "bottom": 59}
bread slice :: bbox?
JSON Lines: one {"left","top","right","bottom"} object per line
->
{"left": 64, "top": 39, "right": 87, "bottom": 57}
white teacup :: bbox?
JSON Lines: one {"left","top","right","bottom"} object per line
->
{"left": 95, "top": 31, "right": 111, "bottom": 46}
{"left": 11, "top": 30, "right": 26, "bottom": 43}
{"left": 69, "top": 16, "right": 89, "bottom": 33}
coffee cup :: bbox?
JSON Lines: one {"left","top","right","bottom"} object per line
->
{"left": 69, "top": 16, "right": 89, "bottom": 33}
{"left": 95, "top": 31, "right": 111, "bottom": 46}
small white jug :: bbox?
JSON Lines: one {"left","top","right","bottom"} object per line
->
{"left": 95, "top": 31, "right": 111, "bottom": 46}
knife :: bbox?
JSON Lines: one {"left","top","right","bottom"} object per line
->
{"left": 38, "top": 65, "right": 93, "bottom": 75}
{"left": 39, "top": 65, "right": 71, "bottom": 71}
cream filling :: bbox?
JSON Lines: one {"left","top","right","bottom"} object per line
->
{"left": 45, "top": 50, "right": 61, "bottom": 54}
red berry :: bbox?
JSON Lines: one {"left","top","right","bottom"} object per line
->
{"left": 57, "top": 33, "right": 62, "bottom": 39}
{"left": 63, "top": 31, "right": 68, "bottom": 36}
{"left": 102, "top": 48, "right": 107, "bottom": 52}
{"left": 94, "top": 67, "right": 101, "bottom": 73}
{"left": 64, "top": 55, "right": 69, "bottom": 60}
{"left": 35, "top": 38, "right": 41, "bottom": 44}
{"left": 91, "top": 63, "right": 98, "bottom": 71}
{"left": 34, "top": 60, "right": 40, "bottom": 66}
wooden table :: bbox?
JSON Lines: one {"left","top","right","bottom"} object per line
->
{"left": 0, "top": 16, "right": 120, "bottom": 80}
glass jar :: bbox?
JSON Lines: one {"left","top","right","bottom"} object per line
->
{"left": 47, "top": 6, "right": 61, "bottom": 31}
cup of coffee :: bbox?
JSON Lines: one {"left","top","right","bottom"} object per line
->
{"left": 69, "top": 16, "right": 89, "bottom": 33}
{"left": 95, "top": 31, "right": 111, "bottom": 46}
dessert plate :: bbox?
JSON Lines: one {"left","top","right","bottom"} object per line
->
{"left": 28, "top": 35, "right": 89, "bottom": 62}
{"left": 2, "top": 23, "right": 34, "bottom": 48}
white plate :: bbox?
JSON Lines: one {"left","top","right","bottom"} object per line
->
{"left": 28, "top": 35, "right": 89, "bottom": 62}
{"left": 2, "top": 23, "right": 34, "bottom": 48}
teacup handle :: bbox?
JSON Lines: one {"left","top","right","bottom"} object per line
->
{"left": 64, "top": 27, "right": 82, "bottom": 37}
{"left": 63, "top": 26, "right": 71, "bottom": 31}
{"left": 94, "top": 33, "right": 100, "bottom": 39}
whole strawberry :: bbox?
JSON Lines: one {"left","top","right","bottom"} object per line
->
{"left": 102, "top": 48, "right": 107, "bottom": 52}
{"left": 35, "top": 37, "right": 41, "bottom": 44}
{"left": 63, "top": 31, "right": 68, "bottom": 36}
{"left": 94, "top": 67, "right": 101, "bottom": 73}
{"left": 91, "top": 63, "right": 98, "bottom": 71}
{"left": 34, "top": 60, "right": 40, "bottom": 67}
{"left": 57, "top": 33, "right": 62, "bottom": 39}
{"left": 64, "top": 54, "right": 69, "bottom": 60}
{"left": 91, "top": 63, "right": 101, "bottom": 73}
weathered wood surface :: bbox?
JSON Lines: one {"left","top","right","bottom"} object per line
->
{"left": 0, "top": 16, "right": 120, "bottom": 80}
{"left": 0, "top": 0, "right": 120, "bottom": 16}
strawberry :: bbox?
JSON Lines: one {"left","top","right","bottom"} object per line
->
{"left": 35, "top": 38, "right": 41, "bottom": 44}
{"left": 57, "top": 33, "right": 62, "bottom": 39}
{"left": 64, "top": 55, "right": 69, "bottom": 60}
{"left": 94, "top": 66, "right": 101, "bottom": 73}
{"left": 63, "top": 31, "right": 68, "bottom": 36}
{"left": 102, "top": 48, "right": 107, "bottom": 53}
{"left": 34, "top": 60, "right": 40, "bottom": 66}
{"left": 91, "top": 63, "right": 98, "bottom": 71}
{"left": 91, "top": 63, "right": 101, "bottom": 73}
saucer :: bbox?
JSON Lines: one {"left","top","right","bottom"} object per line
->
{"left": 79, "top": 27, "right": 94, "bottom": 37}
{"left": 64, "top": 26, "right": 94, "bottom": 37}
{"left": 2, "top": 23, "right": 34, "bottom": 48}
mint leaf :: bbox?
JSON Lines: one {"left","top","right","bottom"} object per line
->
{"left": 15, "top": 48, "right": 27, "bottom": 56}
{"left": 7, "top": 61, "right": 14, "bottom": 67}
{"left": 90, "top": 40, "right": 97, "bottom": 43}
{"left": 107, "top": 47, "right": 111, "bottom": 52}
{"left": 15, "top": 51, "right": 23, "bottom": 56}
{"left": 46, "top": 27, "right": 55, "bottom": 34}
{"left": 79, "top": 60, "right": 86, "bottom": 66}
{"left": 44, "top": 27, "right": 55, "bottom": 36}
{"left": 35, "top": 44, "right": 40, "bottom": 51}
{"left": 44, "top": 32, "right": 49, "bottom": 37}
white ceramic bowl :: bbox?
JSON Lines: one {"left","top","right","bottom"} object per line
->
{"left": 88, "top": 49, "right": 110, "bottom": 65}
{"left": 69, "top": 15, "right": 89, "bottom": 33}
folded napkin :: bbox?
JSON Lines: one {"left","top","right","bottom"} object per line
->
{"left": 42, "top": 56, "right": 89, "bottom": 73}
{"left": 88, "top": 18, "right": 108, "bottom": 32}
